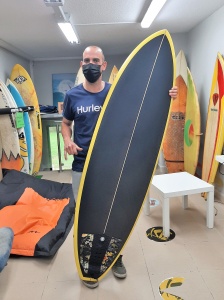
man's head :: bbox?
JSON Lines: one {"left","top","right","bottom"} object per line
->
{"left": 81, "top": 46, "right": 107, "bottom": 83}
{"left": 82, "top": 46, "right": 105, "bottom": 63}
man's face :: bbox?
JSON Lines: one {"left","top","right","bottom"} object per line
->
{"left": 81, "top": 47, "right": 107, "bottom": 72}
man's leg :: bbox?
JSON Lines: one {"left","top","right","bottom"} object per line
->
{"left": 112, "top": 255, "right": 127, "bottom": 278}
{"left": 72, "top": 171, "right": 127, "bottom": 285}
{"left": 72, "top": 171, "right": 82, "bottom": 202}
{"left": 72, "top": 171, "right": 99, "bottom": 288}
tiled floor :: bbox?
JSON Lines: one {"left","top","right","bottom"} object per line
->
{"left": 0, "top": 169, "right": 224, "bottom": 299}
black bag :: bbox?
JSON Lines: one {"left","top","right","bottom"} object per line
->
{"left": 39, "top": 105, "right": 58, "bottom": 114}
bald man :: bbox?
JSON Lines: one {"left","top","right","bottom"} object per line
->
{"left": 61, "top": 45, "right": 178, "bottom": 288}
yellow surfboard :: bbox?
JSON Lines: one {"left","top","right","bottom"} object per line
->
{"left": 108, "top": 66, "right": 118, "bottom": 84}
{"left": 74, "top": 67, "right": 85, "bottom": 86}
{"left": 202, "top": 53, "right": 224, "bottom": 185}
{"left": 163, "top": 50, "right": 187, "bottom": 173}
{"left": 10, "top": 64, "right": 42, "bottom": 175}
{"left": 184, "top": 68, "right": 201, "bottom": 175}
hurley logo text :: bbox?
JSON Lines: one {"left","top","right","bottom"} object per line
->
{"left": 77, "top": 104, "right": 102, "bottom": 114}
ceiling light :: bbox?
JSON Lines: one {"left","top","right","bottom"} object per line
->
{"left": 58, "top": 22, "right": 79, "bottom": 44}
{"left": 44, "top": 0, "right": 64, "bottom": 7}
{"left": 44, "top": 0, "right": 79, "bottom": 44}
{"left": 141, "top": 0, "right": 167, "bottom": 28}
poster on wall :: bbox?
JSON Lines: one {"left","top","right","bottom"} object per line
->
{"left": 52, "top": 73, "right": 76, "bottom": 108}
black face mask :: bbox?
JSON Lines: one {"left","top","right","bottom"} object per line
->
{"left": 82, "top": 63, "right": 102, "bottom": 83}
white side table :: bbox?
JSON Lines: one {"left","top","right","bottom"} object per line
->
{"left": 145, "top": 172, "right": 214, "bottom": 237}
{"left": 216, "top": 155, "right": 224, "bottom": 164}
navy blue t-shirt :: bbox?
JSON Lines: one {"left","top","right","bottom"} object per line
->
{"left": 63, "top": 82, "right": 111, "bottom": 171}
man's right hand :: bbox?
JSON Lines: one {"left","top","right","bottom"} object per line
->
{"left": 64, "top": 140, "right": 83, "bottom": 159}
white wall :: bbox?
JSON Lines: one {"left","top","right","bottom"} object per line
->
{"left": 32, "top": 34, "right": 187, "bottom": 106}
{"left": 171, "top": 33, "right": 189, "bottom": 57}
{"left": 187, "top": 5, "right": 224, "bottom": 132}
{"left": 33, "top": 54, "right": 127, "bottom": 105}
{"left": 158, "top": 6, "right": 224, "bottom": 200}
{"left": 0, "top": 47, "right": 30, "bottom": 82}
{"left": 187, "top": 5, "right": 224, "bottom": 199}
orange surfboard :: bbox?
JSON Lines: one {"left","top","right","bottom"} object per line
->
{"left": 163, "top": 50, "right": 187, "bottom": 173}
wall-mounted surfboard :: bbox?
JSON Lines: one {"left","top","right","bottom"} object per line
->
{"left": 108, "top": 65, "right": 118, "bottom": 84}
{"left": 10, "top": 64, "right": 42, "bottom": 175}
{"left": 6, "top": 79, "right": 34, "bottom": 174}
{"left": 73, "top": 29, "right": 175, "bottom": 282}
{"left": 163, "top": 50, "right": 187, "bottom": 173}
{"left": 202, "top": 53, "right": 224, "bottom": 185}
{"left": 184, "top": 68, "right": 201, "bottom": 175}
{"left": 0, "top": 81, "right": 21, "bottom": 173}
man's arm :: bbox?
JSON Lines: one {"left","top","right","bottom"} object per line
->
{"left": 61, "top": 117, "right": 83, "bottom": 159}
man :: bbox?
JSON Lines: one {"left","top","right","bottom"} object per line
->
{"left": 61, "top": 45, "right": 178, "bottom": 288}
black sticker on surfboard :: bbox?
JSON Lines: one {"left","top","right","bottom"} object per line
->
{"left": 146, "top": 226, "right": 175, "bottom": 242}
{"left": 80, "top": 233, "right": 122, "bottom": 279}
{"left": 159, "top": 277, "right": 185, "bottom": 300}
{"left": 13, "top": 76, "right": 27, "bottom": 85}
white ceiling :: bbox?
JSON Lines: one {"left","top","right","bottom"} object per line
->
{"left": 0, "top": 0, "right": 223, "bottom": 61}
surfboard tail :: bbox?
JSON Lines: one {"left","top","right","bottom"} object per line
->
{"left": 80, "top": 233, "right": 122, "bottom": 279}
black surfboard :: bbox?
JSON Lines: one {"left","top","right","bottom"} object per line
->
{"left": 74, "top": 29, "right": 175, "bottom": 282}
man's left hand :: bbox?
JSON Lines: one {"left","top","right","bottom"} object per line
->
{"left": 169, "top": 86, "right": 178, "bottom": 99}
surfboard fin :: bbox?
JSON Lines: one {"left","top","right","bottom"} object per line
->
{"left": 80, "top": 233, "right": 122, "bottom": 279}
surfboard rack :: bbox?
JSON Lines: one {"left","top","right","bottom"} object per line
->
{"left": 0, "top": 106, "right": 34, "bottom": 115}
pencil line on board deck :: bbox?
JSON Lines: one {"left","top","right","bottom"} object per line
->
{"left": 103, "top": 33, "right": 166, "bottom": 234}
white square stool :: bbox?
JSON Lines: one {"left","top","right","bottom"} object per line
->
{"left": 144, "top": 172, "right": 214, "bottom": 237}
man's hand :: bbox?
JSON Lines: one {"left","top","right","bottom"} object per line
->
{"left": 169, "top": 86, "right": 178, "bottom": 99}
{"left": 64, "top": 139, "right": 83, "bottom": 160}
